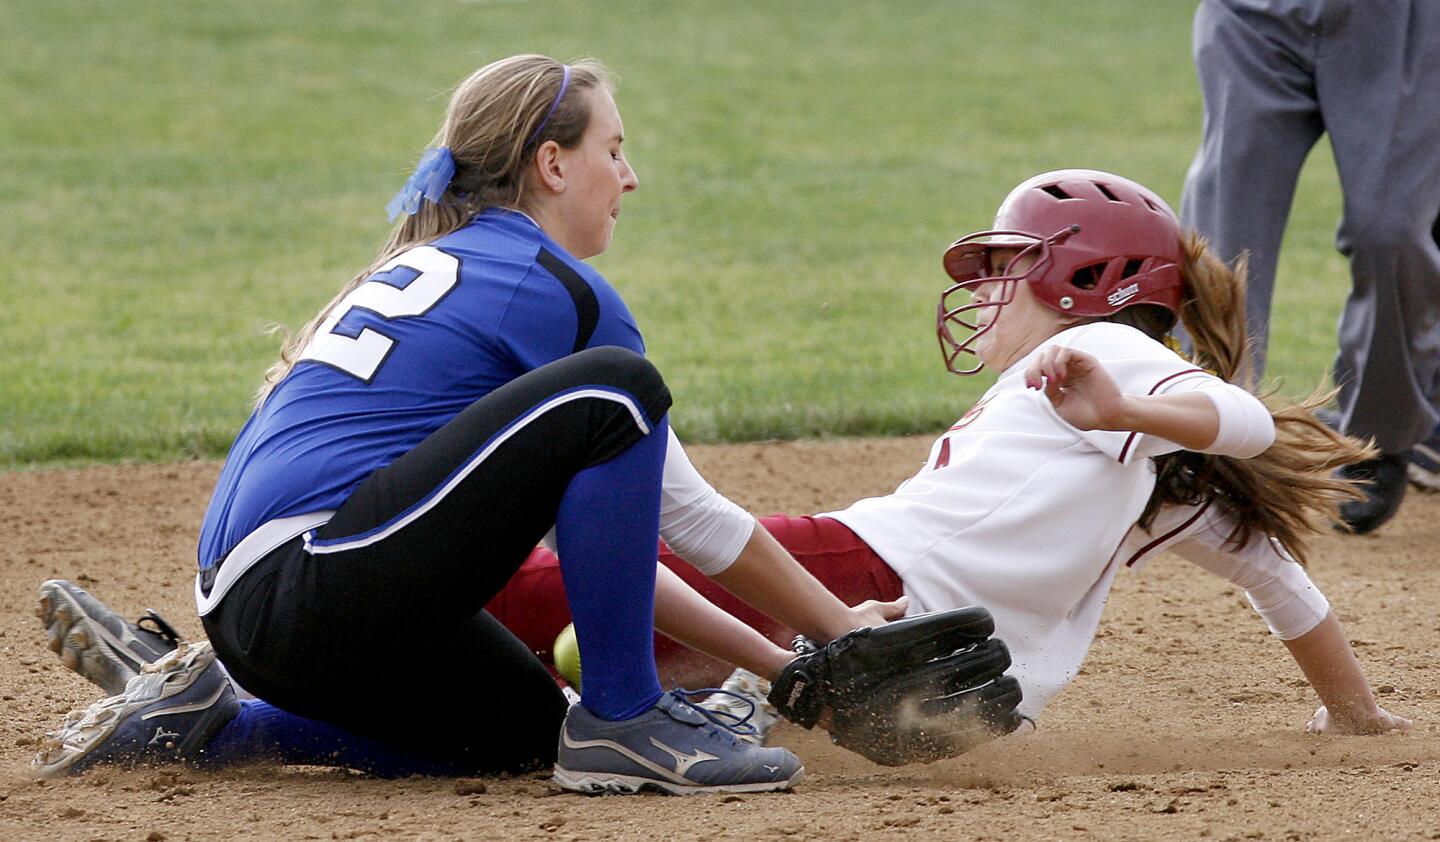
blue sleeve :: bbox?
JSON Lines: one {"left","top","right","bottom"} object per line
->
{"left": 497, "top": 262, "right": 646, "bottom": 372}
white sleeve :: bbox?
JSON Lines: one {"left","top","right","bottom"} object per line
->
{"left": 1178, "top": 379, "right": 1275, "bottom": 457}
{"left": 1050, "top": 324, "right": 1272, "bottom": 461}
{"left": 659, "top": 427, "right": 756, "bottom": 576}
{"left": 1129, "top": 375, "right": 1275, "bottom": 460}
{"left": 1169, "top": 512, "right": 1330, "bottom": 641}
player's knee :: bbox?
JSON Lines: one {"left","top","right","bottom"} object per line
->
{"left": 577, "top": 346, "right": 665, "bottom": 392}
{"left": 572, "top": 346, "right": 671, "bottom": 418}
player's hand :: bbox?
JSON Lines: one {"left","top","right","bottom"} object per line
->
{"left": 1305, "top": 704, "right": 1413, "bottom": 735}
{"left": 1024, "top": 345, "right": 1128, "bottom": 431}
{"left": 844, "top": 596, "right": 909, "bottom": 632}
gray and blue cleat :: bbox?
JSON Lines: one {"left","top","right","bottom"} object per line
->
{"left": 554, "top": 689, "right": 803, "bottom": 795}
{"left": 33, "top": 641, "right": 240, "bottom": 777}
{"left": 37, "top": 579, "right": 183, "bottom": 695}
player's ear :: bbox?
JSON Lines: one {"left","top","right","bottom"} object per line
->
{"left": 531, "top": 140, "right": 566, "bottom": 195}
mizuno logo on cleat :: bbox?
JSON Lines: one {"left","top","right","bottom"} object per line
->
{"left": 649, "top": 738, "right": 719, "bottom": 777}
{"left": 764, "top": 764, "right": 780, "bottom": 773}
{"left": 148, "top": 727, "right": 180, "bottom": 747}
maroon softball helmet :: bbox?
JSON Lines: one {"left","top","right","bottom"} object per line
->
{"left": 936, "top": 169, "right": 1187, "bottom": 375}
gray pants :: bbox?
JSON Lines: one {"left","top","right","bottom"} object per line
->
{"left": 1181, "top": 0, "right": 1440, "bottom": 453}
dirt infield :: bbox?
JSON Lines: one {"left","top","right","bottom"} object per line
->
{"left": 2, "top": 438, "right": 1438, "bottom": 841}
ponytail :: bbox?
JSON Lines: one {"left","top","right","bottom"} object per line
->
{"left": 1133, "top": 233, "right": 1373, "bottom": 565}
{"left": 257, "top": 56, "right": 613, "bottom": 402}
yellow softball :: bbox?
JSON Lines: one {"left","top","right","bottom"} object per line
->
{"left": 553, "top": 622, "right": 581, "bottom": 688}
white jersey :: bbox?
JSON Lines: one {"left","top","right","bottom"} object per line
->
{"left": 825, "top": 322, "right": 1268, "bottom": 718}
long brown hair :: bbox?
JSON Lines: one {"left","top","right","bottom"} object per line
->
{"left": 258, "top": 55, "right": 613, "bottom": 401}
{"left": 1115, "top": 233, "right": 1373, "bottom": 565}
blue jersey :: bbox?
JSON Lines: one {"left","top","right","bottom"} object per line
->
{"left": 198, "top": 209, "right": 645, "bottom": 568}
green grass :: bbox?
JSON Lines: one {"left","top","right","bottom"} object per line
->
{"left": 1, "top": 1, "right": 1351, "bottom": 468}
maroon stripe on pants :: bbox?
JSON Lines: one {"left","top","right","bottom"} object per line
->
{"left": 485, "top": 514, "right": 902, "bottom": 686}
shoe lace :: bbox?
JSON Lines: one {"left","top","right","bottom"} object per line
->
{"left": 672, "top": 688, "right": 760, "bottom": 739}
{"left": 137, "top": 610, "right": 182, "bottom": 645}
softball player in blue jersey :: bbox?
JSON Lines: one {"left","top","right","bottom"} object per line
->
{"left": 33, "top": 55, "right": 838, "bottom": 795}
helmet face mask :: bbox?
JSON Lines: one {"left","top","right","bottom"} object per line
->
{"left": 936, "top": 230, "right": 1069, "bottom": 376}
{"left": 936, "top": 169, "right": 1187, "bottom": 376}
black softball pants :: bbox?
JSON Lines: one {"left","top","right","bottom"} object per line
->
{"left": 202, "top": 347, "right": 672, "bottom": 773}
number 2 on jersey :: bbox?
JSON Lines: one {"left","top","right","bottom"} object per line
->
{"left": 298, "top": 246, "right": 460, "bottom": 381}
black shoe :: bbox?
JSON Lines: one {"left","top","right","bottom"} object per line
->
{"left": 1336, "top": 451, "right": 1410, "bottom": 534}
{"left": 1409, "top": 424, "right": 1440, "bottom": 493}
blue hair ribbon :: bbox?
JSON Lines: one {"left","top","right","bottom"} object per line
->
{"left": 385, "top": 146, "right": 457, "bottom": 222}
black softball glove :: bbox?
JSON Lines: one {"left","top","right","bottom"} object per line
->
{"left": 767, "top": 605, "right": 1023, "bottom": 766}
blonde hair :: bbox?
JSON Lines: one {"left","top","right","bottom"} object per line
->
{"left": 258, "top": 55, "right": 614, "bottom": 400}
{"left": 1120, "top": 233, "right": 1373, "bottom": 565}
